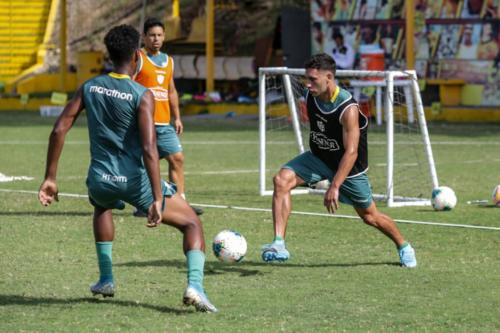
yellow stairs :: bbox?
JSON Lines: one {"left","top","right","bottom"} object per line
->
{"left": 0, "top": 0, "right": 51, "bottom": 87}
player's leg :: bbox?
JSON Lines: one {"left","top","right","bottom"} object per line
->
{"left": 338, "top": 174, "right": 417, "bottom": 267}
{"left": 262, "top": 151, "right": 327, "bottom": 262}
{"left": 166, "top": 151, "right": 185, "bottom": 195}
{"left": 261, "top": 168, "right": 305, "bottom": 262}
{"left": 158, "top": 124, "right": 203, "bottom": 215}
{"left": 354, "top": 203, "right": 417, "bottom": 267}
{"left": 272, "top": 168, "right": 305, "bottom": 239}
{"left": 160, "top": 194, "right": 216, "bottom": 312}
{"left": 90, "top": 206, "right": 116, "bottom": 297}
{"left": 354, "top": 202, "right": 405, "bottom": 246}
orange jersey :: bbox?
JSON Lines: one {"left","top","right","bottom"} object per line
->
{"left": 135, "top": 49, "right": 174, "bottom": 125}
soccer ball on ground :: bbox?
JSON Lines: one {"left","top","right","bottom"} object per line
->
{"left": 431, "top": 186, "right": 457, "bottom": 211}
{"left": 212, "top": 230, "right": 247, "bottom": 263}
{"left": 492, "top": 185, "right": 500, "bottom": 207}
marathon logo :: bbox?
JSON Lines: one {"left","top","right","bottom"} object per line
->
{"left": 89, "top": 86, "right": 133, "bottom": 101}
{"left": 150, "top": 87, "right": 169, "bottom": 101}
{"left": 101, "top": 173, "right": 128, "bottom": 183}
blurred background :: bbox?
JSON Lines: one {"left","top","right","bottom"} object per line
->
{"left": 0, "top": 0, "right": 499, "bottom": 120}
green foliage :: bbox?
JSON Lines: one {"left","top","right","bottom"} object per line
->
{"left": 1, "top": 112, "right": 500, "bottom": 332}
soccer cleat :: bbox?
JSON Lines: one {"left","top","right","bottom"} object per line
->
{"left": 190, "top": 205, "right": 204, "bottom": 216}
{"left": 261, "top": 242, "right": 290, "bottom": 262}
{"left": 90, "top": 281, "right": 115, "bottom": 297}
{"left": 399, "top": 244, "right": 417, "bottom": 268}
{"left": 183, "top": 285, "right": 218, "bottom": 313}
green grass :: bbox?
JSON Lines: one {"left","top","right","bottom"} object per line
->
{"left": 1, "top": 112, "right": 500, "bottom": 332}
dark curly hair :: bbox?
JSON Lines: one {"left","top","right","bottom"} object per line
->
{"left": 104, "top": 24, "right": 140, "bottom": 65}
{"left": 143, "top": 17, "right": 164, "bottom": 34}
{"left": 304, "top": 53, "right": 337, "bottom": 76}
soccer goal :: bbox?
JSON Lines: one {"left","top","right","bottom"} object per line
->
{"left": 258, "top": 67, "right": 439, "bottom": 207}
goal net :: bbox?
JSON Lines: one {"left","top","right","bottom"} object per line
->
{"left": 258, "top": 67, "right": 439, "bottom": 207}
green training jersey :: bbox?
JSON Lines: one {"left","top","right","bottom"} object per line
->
{"left": 82, "top": 72, "right": 148, "bottom": 187}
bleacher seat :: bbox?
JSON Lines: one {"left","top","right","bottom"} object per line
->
{"left": 0, "top": 0, "right": 51, "bottom": 84}
{"left": 178, "top": 55, "right": 197, "bottom": 79}
{"left": 170, "top": 54, "right": 183, "bottom": 79}
{"left": 195, "top": 56, "right": 206, "bottom": 79}
{"left": 237, "top": 57, "right": 256, "bottom": 79}
{"left": 223, "top": 57, "right": 240, "bottom": 80}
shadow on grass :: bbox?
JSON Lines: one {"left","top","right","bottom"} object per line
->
{"left": 0, "top": 211, "right": 91, "bottom": 217}
{"left": 0, "top": 294, "right": 191, "bottom": 314}
{"left": 116, "top": 258, "right": 399, "bottom": 275}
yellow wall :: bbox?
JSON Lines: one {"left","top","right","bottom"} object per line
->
{"left": 16, "top": 73, "right": 77, "bottom": 94}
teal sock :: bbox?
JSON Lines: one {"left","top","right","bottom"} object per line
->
{"left": 96, "top": 241, "right": 113, "bottom": 283}
{"left": 273, "top": 236, "right": 284, "bottom": 245}
{"left": 398, "top": 242, "right": 409, "bottom": 250}
{"left": 186, "top": 250, "right": 205, "bottom": 291}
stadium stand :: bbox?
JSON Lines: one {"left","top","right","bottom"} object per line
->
{"left": 0, "top": 0, "right": 54, "bottom": 89}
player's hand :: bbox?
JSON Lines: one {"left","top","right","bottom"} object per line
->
{"left": 174, "top": 119, "right": 183, "bottom": 135}
{"left": 324, "top": 185, "right": 339, "bottom": 214}
{"left": 38, "top": 179, "right": 59, "bottom": 206}
{"left": 146, "top": 200, "right": 162, "bottom": 228}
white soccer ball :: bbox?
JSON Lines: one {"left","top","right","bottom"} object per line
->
{"left": 212, "top": 230, "right": 247, "bottom": 263}
{"left": 492, "top": 185, "right": 500, "bottom": 206}
{"left": 431, "top": 186, "right": 457, "bottom": 211}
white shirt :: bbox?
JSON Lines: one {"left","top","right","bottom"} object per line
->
{"left": 330, "top": 43, "right": 355, "bottom": 69}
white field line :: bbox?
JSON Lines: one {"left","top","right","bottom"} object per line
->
{"left": 2, "top": 140, "right": 500, "bottom": 145}
{"left": 1, "top": 188, "right": 500, "bottom": 232}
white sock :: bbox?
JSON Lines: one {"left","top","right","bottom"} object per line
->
{"left": 180, "top": 193, "right": 186, "bottom": 200}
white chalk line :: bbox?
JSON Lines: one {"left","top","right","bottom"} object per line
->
{"left": 1, "top": 140, "right": 500, "bottom": 146}
{"left": 1, "top": 188, "right": 499, "bottom": 232}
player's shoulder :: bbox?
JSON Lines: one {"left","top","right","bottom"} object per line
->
{"left": 83, "top": 73, "right": 107, "bottom": 85}
{"left": 127, "top": 78, "right": 149, "bottom": 95}
{"left": 337, "top": 87, "right": 354, "bottom": 103}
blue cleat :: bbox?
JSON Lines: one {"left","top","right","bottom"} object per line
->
{"left": 90, "top": 281, "right": 115, "bottom": 298}
{"left": 183, "top": 285, "right": 218, "bottom": 313}
{"left": 399, "top": 244, "right": 417, "bottom": 268}
{"left": 261, "top": 242, "right": 290, "bottom": 262}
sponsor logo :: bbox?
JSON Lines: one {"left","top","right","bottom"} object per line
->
{"left": 89, "top": 85, "right": 133, "bottom": 101}
{"left": 150, "top": 87, "right": 169, "bottom": 101}
{"left": 311, "top": 131, "right": 340, "bottom": 151}
{"left": 157, "top": 75, "right": 165, "bottom": 84}
{"left": 101, "top": 173, "right": 128, "bottom": 183}
{"left": 317, "top": 120, "right": 325, "bottom": 132}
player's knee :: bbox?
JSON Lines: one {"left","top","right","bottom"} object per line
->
{"left": 273, "top": 171, "right": 294, "bottom": 192}
{"left": 168, "top": 153, "right": 184, "bottom": 168}
{"left": 360, "top": 212, "right": 378, "bottom": 227}
{"left": 183, "top": 216, "right": 202, "bottom": 233}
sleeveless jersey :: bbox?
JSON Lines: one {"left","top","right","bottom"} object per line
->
{"left": 306, "top": 87, "right": 369, "bottom": 177}
{"left": 134, "top": 49, "right": 174, "bottom": 125}
{"left": 82, "top": 73, "right": 149, "bottom": 184}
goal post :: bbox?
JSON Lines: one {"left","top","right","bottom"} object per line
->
{"left": 258, "top": 67, "right": 439, "bottom": 207}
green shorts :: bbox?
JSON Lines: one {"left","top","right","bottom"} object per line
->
{"left": 156, "top": 125, "right": 183, "bottom": 158}
{"left": 87, "top": 169, "right": 177, "bottom": 212}
{"left": 283, "top": 151, "right": 373, "bottom": 208}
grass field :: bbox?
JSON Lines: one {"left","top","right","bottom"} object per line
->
{"left": 1, "top": 111, "right": 500, "bottom": 332}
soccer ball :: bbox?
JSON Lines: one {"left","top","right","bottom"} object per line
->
{"left": 431, "top": 186, "right": 457, "bottom": 211}
{"left": 492, "top": 185, "right": 500, "bottom": 206}
{"left": 212, "top": 230, "right": 247, "bottom": 263}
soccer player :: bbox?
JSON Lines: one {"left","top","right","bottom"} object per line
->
{"left": 134, "top": 17, "right": 203, "bottom": 216}
{"left": 38, "top": 25, "right": 217, "bottom": 312}
{"left": 261, "top": 53, "right": 417, "bottom": 268}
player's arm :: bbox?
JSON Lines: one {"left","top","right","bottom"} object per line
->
{"left": 39, "top": 87, "right": 85, "bottom": 206}
{"left": 137, "top": 89, "right": 162, "bottom": 227}
{"left": 168, "top": 76, "right": 183, "bottom": 134}
{"left": 324, "top": 105, "right": 360, "bottom": 213}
